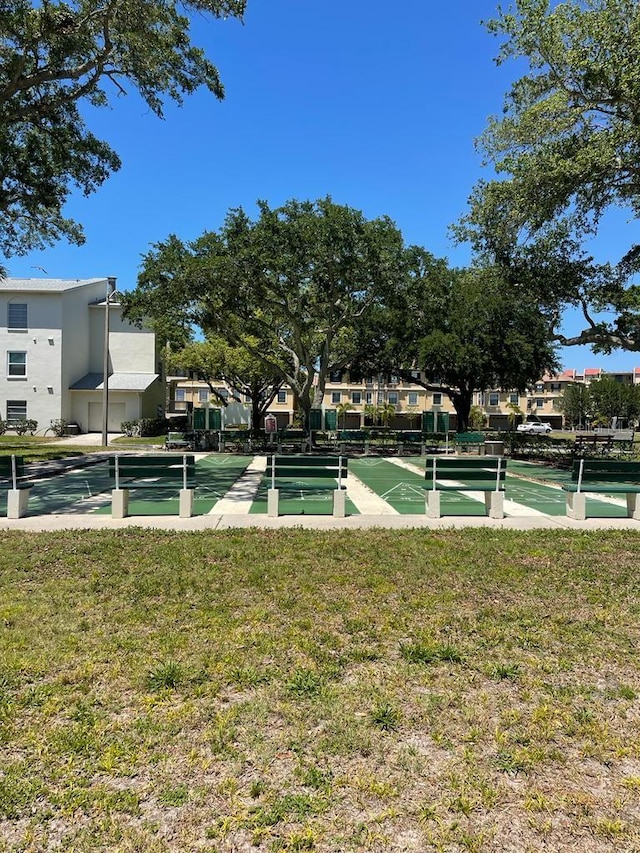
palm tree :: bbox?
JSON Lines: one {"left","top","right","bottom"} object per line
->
{"left": 336, "top": 401, "right": 355, "bottom": 431}
{"left": 363, "top": 403, "right": 379, "bottom": 425}
{"left": 378, "top": 401, "right": 396, "bottom": 428}
{"left": 506, "top": 401, "right": 524, "bottom": 431}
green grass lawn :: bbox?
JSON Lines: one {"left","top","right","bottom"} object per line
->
{"left": 111, "top": 435, "right": 167, "bottom": 446}
{"left": 1, "top": 529, "right": 639, "bottom": 852}
{"left": 0, "top": 435, "right": 94, "bottom": 462}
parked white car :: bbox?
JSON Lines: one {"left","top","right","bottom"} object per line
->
{"left": 516, "top": 422, "right": 552, "bottom": 434}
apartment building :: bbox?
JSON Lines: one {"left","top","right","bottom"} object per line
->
{"left": 168, "top": 365, "right": 640, "bottom": 431}
{"left": 0, "top": 278, "right": 164, "bottom": 433}
{"left": 522, "top": 367, "right": 640, "bottom": 426}
{"left": 169, "top": 370, "right": 458, "bottom": 430}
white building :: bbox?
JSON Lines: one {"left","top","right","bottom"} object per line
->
{"left": 0, "top": 277, "right": 164, "bottom": 434}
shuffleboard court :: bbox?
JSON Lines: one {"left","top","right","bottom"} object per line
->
{"left": 7, "top": 462, "right": 114, "bottom": 516}
{"left": 0, "top": 453, "right": 633, "bottom": 519}
{"left": 249, "top": 470, "right": 359, "bottom": 516}
{"left": 350, "top": 458, "right": 484, "bottom": 515}
{"left": 352, "top": 457, "right": 631, "bottom": 518}
{"left": 94, "top": 455, "right": 254, "bottom": 516}
{"left": 0, "top": 455, "right": 254, "bottom": 517}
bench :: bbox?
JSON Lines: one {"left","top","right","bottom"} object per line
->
{"left": 0, "top": 455, "right": 31, "bottom": 518}
{"left": 165, "top": 431, "right": 194, "bottom": 451}
{"left": 277, "top": 429, "right": 312, "bottom": 453}
{"left": 266, "top": 454, "right": 348, "bottom": 517}
{"left": 424, "top": 455, "right": 507, "bottom": 519}
{"left": 337, "top": 430, "right": 370, "bottom": 453}
{"left": 562, "top": 459, "right": 640, "bottom": 520}
{"left": 218, "top": 430, "right": 252, "bottom": 452}
{"left": 454, "top": 432, "right": 485, "bottom": 454}
{"left": 573, "top": 435, "right": 613, "bottom": 456}
{"left": 423, "top": 432, "right": 452, "bottom": 454}
{"left": 108, "top": 454, "right": 196, "bottom": 519}
{"left": 397, "top": 432, "right": 426, "bottom": 456}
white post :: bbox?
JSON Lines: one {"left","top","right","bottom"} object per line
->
{"left": 333, "top": 489, "right": 346, "bottom": 517}
{"left": 179, "top": 489, "right": 194, "bottom": 518}
{"left": 101, "top": 277, "right": 116, "bottom": 446}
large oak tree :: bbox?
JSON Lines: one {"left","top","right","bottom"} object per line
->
{"left": 166, "top": 337, "right": 283, "bottom": 437}
{"left": 352, "top": 252, "right": 559, "bottom": 432}
{"left": 0, "top": 0, "right": 245, "bottom": 257}
{"left": 457, "top": 0, "right": 640, "bottom": 354}
{"left": 123, "top": 197, "right": 407, "bottom": 435}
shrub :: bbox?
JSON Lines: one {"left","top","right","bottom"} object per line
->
{"left": 121, "top": 418, "right": 169, "bottom": 437}
{"left": 49, "top": 419, "right": 68, "bottom": 438}
{"left": 0, "top": 419, "right": 7, "bottom": 436}
{"left": 15, "top": 418, "right": 38, "bottom": 436}
{"left": 137, "top": 417, "right": 167, "bottom": 437}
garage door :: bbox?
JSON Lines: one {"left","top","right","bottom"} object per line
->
{"left": 88, "top": 402, "right": 127, "bottom": 432}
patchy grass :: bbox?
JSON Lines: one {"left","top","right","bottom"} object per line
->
{"left": 0, "top": 528, "right": 639, "bottom": 852}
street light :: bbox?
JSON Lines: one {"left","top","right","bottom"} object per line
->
{"left": 101, "top": 277, "right": 117, "bottom": 446}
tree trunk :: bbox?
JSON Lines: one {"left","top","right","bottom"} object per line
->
{"left": 451, "top": 388, "right": 473, "bottom": 433}
{"left": 251, "top": 398, "right": 263, "bottom": 439}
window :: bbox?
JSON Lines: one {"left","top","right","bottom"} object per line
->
{"left": 432, "top": 393, "right": 442, "bottom": 406}
{"left": 175, "top": 388, "right": 186, "bottom": 402}
{"left": 7, "top": 351, "right": 26, "bottom": 377}
{"left": 509, "top": 393, "right": 519, "bottom": 404}
{"left": 277, "top": 390, "right": 287, "bottom": 403}
{"left": 7, "top": 303, "right": 27, "bottom": 330}
{"left": 329, "top": 370, "right": 342, "bottom": 383}
{"left": 198, "top": 389, "right": 209, "bottom": 403}
{"left": 389, "top": 374, "right": 399, "bottom": 385}
{"left": 7, "top": 400, "right": 26, "bottom": 422}
{"left": 408, "top": 391, "right": 418, "bottom": 406}
{"left": 536, "top": 398, "right": 544, "bottom": 407}
{"left": 535, "top": 383, "right": 544, "bottom": 392}
{"left": 365, "top": 391, "right": 373, "bottom": 404}
{"left": 489, "top": 392, "right": 499, "bottom": 406}
{"left": 215, "top": 388, "right": 229, "bottom": 402}
{"left": 331, "top": 392, "right": 341, "bottom": 404}
{"left": 351, "top": 391, "right": 361, "bottom": 405}
{"left": 388, "top": 391, "right": 398, "bottom": 405}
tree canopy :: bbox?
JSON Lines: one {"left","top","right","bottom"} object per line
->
{"left": 351, "top": 252, "right": 559, "bottom": 432}
{"left": 123, "top": 197, "right": 407, "bottom": 434}
{"left": 456, "top": 0, "right": 640, "bottom": 353}
{"left": 588, "top": 375, "right": 640, "bottom": 425}
{"left": 0, "top": 0, "right": 245, "bottom": 256}
{"left": 166, "top": 337, "right": 283, "bottom": 436}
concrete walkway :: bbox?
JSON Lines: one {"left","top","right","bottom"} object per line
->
{"left": 49, "top": 432, "right": 123, "bottom": 446}
{"left": 0, "top": 510, "right": 637, "bottom": 532}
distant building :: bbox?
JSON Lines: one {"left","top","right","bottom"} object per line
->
{"left": 0, "top": 278, "right": 163, "bottom": 433}
{"left": 167, "top": 366, "right": 640, "bottom": 431}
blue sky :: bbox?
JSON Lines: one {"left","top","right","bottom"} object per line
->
{"left": 6, "top": 0, "right": 640, "bottom": 372}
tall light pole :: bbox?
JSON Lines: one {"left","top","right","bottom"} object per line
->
{"left": 101, "top": 277, "right": 117, "bottom": 446}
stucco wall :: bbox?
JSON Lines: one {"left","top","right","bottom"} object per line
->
{"left": 61, "top": 282, "right": 105, "bottom": 420}
{"left": 89, "top": 303, "right": 157, "bottom": 374}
